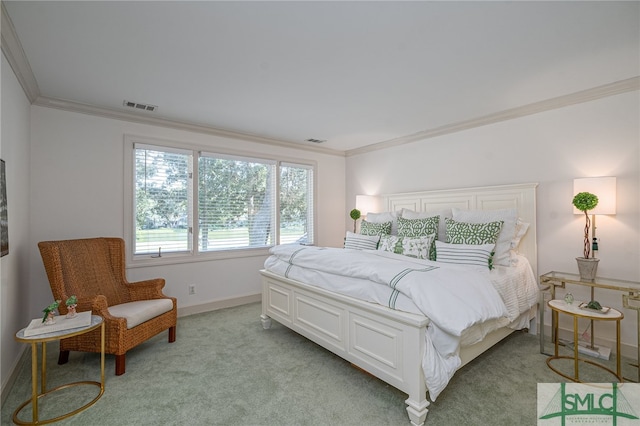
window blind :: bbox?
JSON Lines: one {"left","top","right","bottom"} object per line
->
{"left": 280, "top": 163, "right": 314, "bottom": 245}
{"left": 198, "top": 153, "right": 276, "bottom": 251}
{"left": 134, "top": 145, "right": 193, "bottom": 255}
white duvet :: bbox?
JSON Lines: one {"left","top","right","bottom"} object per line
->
{"left": 264, "top": 244, "right": 539, "bottom": 401}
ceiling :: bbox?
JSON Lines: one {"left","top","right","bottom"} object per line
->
{"left": 3, "top": 1, "right": 639, "bottom": 154}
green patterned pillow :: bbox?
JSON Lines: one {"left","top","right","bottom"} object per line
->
{"left": 397, "top": 216, "right": 439, "bottom": 260}
{"left": 445, "top": 218, "right": 503, "bottom": 245}
{"left": 360, "top": 220, "right": 391, "bottom": 236}
{"left": 397, "top": 216, "right": 439, "bottom": 238}
{"left": 378, "top": 235, "right": 402, "bottom": 253}
{"left": 378, "top": 235, "right": 434, "bottom": 260}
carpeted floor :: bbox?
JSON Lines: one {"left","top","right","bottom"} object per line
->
{"left": 2, "top": 302, "right": 636, "bottom": 425}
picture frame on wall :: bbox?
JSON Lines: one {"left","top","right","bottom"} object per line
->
{"left": 1, "top": 159, "right": 8, "bottom": 257}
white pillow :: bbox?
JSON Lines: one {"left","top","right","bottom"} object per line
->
{"left": 344, "top": 231, "right": 380, "bottom": 250}
{"left": 401, "top": 208, "right": 452, "bottom": 241}
{"left": 508, "top": 218, "right": 530, "bottom": 265}
{"left": 511, "top": 218, "right": 530, "bottom": 250}
{"left": 435, "top": 241, "right": 495, "bottom": 269}
{"left": 452, "top": 208, "right": 517, "bottom": 267}
{"left": 366, "top": 211, "right": 399, "bottom": 235}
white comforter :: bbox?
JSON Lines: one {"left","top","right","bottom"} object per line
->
{"left": 264, "top": 245, "right": 538, "bottom": 401}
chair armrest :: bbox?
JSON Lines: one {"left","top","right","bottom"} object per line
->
{"left": 89, "top": 295, "right": 130, "bottom": 330}
{"left": 71, "top": 294, "right": 126, "bottom": 326}
{"left": 125, "top": 278, "right": 168, "bottom": 301}
{"left": 88, "top": 295, "right": 123, "bottom": 322}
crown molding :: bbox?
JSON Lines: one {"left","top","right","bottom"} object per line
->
{"left": 345, "top": 76, "right": 640, "bottom": 157}
{"left": 1, "top": 2, "right": 40, "bottom": 102}
{"left": 26, "top": 76, "right": 640, "bottom": 159}
{"left": 33, "top": 96, "right": 346, "bottom": 157}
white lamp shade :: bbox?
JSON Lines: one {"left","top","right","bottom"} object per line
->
{"left": 355, "top": 195, "right": 382, "bottom": 216}
{"left": 573, "top": 177, "right": 616, "bottom": 215}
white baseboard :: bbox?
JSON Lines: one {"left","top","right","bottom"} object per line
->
{"left": 177, "top": 293, "right": 261, "bottom": 318}
{"left": 1, "top": 345, "right": 28, "bottom": 407}
{"left": 540, "top": 320, "right": 637, "bottom": 361}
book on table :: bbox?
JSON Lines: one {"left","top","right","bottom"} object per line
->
{"left": 23, "top": 311, "right": 92, "bottom": 337}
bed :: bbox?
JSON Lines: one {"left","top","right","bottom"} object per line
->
{"left": 260, "top": 183, "right": 538, "bottom": 426}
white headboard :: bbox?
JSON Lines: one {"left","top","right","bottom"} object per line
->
{"left": 383, "top": 183, "right": 538, "bottom": 276}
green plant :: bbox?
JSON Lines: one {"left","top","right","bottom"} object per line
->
{"left": 572, "top": 192, "right": 599, "bottom": 259}
{"left": 42, "top": 300, "right": 60, "bottom": 323}
{"left": 586, "top": 300, "right": 602, "bottom": 311}
{"left": 349, "top": 208, "right": 361, "bottom": 233}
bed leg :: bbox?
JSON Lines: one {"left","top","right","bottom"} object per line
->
{"left": 405, "top": 397, "right": 429, "bottom": 426}
{"left": 260, "top": 314, "right": 272, "bottom": 329}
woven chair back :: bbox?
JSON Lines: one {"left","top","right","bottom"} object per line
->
{"left": 39, "top": 238, "right": 132, "bottom": 306}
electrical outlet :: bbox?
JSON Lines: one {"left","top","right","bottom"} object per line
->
{"left": 188, "top": 285, "right": 196, "bottom": 295}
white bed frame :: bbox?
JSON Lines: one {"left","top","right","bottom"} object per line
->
{"left": 260, "top": 183, "right": 538, "bottom": 426}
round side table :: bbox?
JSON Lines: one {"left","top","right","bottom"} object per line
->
{"left": 13, "top": 315, "right": 105, "bottom": 425}
{"left": 546, "top": 299, "right": 623, "bottom": 382}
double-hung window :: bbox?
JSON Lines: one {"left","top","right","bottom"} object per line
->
{"left": 129, "top": 137, "right": 314, "bottom": 261}
{"left": 134, "top": 144, "right": 193, "bottom": 256}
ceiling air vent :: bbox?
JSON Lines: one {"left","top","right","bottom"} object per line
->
{"left": 305, "top": 138, "right": 326, "bottom": 144}
{"left": 123, "top": 100, "right": 158, "bottom": 112}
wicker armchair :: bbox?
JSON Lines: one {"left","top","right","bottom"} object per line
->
{"left": 38, "top": 237, "right": 177, "bottom": 375}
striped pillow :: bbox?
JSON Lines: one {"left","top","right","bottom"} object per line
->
{"left": 344, "top": 231, "right": 380, "bottom": 250}
{"left": 435, "top": 241, "right": 496, "bottom": 269}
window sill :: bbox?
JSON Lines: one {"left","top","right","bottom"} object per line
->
{"left": 126, "top": 247, "right": 272, "bottom": 269}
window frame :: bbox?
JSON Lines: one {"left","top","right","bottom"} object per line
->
{"left": 124, "top": 134, "right": 317, "bottom": 267}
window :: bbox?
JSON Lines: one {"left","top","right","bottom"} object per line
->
{"left": 198, "top": 153, "right": 276, "bottom": 251}
{"left": 280, "top": 163, "right": 314, "bottom": 245}
{"left": 134, "top": 144, "right": 193, "bottom": 256}
{"left": 130, "top": 138, "right": 314, "bottom": 260}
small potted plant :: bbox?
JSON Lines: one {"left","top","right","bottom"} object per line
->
{"left": 42, "top": 300, "right": 61, "bottom": 325}
{"left": 572, "top": 191, "right": 599, "bottom": 280}
{"left": 349, "top": 208, "right": 361, "bottom": 233}
{"left": 65, "top": 295, "right": 78, "bottom": 319}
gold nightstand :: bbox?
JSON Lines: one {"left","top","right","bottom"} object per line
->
{"left": 13, "top": 315, "right": 105, "bottom": 425}
{"left": 547, "top": 299, "right": 623, "bottom": 382}
{"left": 539, "top": 271, "right": 640, "bottom": 382}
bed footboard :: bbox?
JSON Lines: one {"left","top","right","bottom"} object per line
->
{"left": 260, "top": 269, "right": 430, "bottom": 426}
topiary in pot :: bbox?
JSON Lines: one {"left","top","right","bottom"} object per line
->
{"left": 572, "top": 192, "right": 598, "bottom": 259}
{"left": 349, "top": 208, "right": 361, "bottom": 233}
{"left": 572, "top": 191, "right": 599, "bottom": 280}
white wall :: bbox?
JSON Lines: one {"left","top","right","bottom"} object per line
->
{"left": 346, "top": 91, "right": 640, "bottom": 354}
{"left": 1, "top": 54, "right": 32, "bottom": 400}
{"left": 27, "top": 106, "right": 346, "bottom": 318}
{"left": 0, "top": 75, "right": 346, "bottom": 400}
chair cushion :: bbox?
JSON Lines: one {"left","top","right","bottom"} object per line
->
{"left": 107, "top": 299, "right": 174, "bottom": 329}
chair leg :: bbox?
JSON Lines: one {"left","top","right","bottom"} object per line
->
{"left": 168, "top": 326, "right": 176, "bottom": 343}
{"left": 115, "top": 354, "right": 126, "bottom": 375}
{"left": 58, "top": 350, "right": 70, "bottom": 365}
